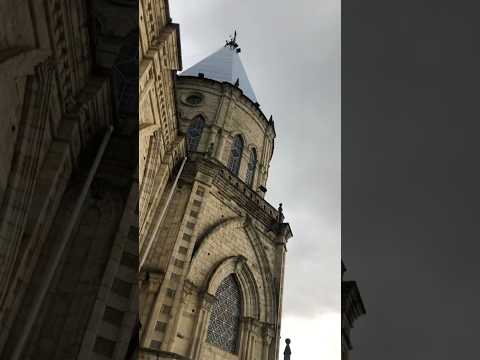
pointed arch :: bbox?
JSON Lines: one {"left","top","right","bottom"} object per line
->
{"left": 245, "top": 148, "right": 257, "bottom": 187}
{"left": 206, "top": 256, "right": 260, "bottom": 320}
{"left": 190, "top": 217, "right": 272, "bottom": 322}
{"left": 228, "top": 134, "right": 244, "bottom": 175}
{"left": 192, "top": 216, "right": 240, "bottom": 257}
{"left": 186, "top": 115, "right": 205, "bottom": 152}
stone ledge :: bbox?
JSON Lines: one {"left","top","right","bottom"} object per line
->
{"left": 139, "top": 347, "right": 191, "bottom": 360}
{"left": 182, "top": 154, "right": 282, "bottom": 230}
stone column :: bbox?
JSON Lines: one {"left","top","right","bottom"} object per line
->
{"left": 189, "top": 292, "right": 215, "bottom": 360}
{"left": 139, "top": 271, "right": 164, "bottom": 340}
{"left": 239, "top": 317, "right": 258, "bottom": 360}
{"left": 206, "top": 126, "right": 219, "bottom": 157}
{"left": 262, "top": 324, "right": 275, "bottom": 360}
{"left": 273, "top": 222, "right": 293, "bottom": 360}
{"left": 214, "top": 129, "right": 228, "bottom": 163}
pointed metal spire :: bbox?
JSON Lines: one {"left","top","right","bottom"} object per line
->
{"left": 180, "top": 32, "right": 257, "bottom": 102}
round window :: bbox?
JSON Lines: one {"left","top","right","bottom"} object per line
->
{"left": 186, "top": 94, "right": 203, "bottom": 105}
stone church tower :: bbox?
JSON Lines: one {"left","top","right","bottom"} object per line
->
{"left": 139, "top": 36, "right": 293, "bottom": 360}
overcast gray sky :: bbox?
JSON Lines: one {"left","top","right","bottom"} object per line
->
{"left": 170, "top": 1, "right": 340, "bottom": 358}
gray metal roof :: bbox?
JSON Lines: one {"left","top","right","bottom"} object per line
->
{"left": 180, "top": 46, "right": 258, "bottom": 103}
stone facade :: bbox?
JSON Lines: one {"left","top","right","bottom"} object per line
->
{"left": 175, "top": 76, "right": 275, "bottom": 196}
{"left": 0, "top": 1, "right": 140, "bottom": 359}
{"left": 138, "top": 38, "right": 293, "bottom": 358}
{"left": 0, "top": 1, "right": 293, "bottom": 359}
{"left": 138, "top": 0, "right": 186, "bottom": 267}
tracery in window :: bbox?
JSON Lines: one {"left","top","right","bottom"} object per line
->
{"left": 245, "top": 148, "right": 257, "bottom": 187}
{"left": 227, "top": 135, "right": 244, "bottom": 176}
{"left": 186, "top": 116, "right": 205, "bottom": 152}
{"left": 206, "top": 275, "right": 241, "bottom": 353}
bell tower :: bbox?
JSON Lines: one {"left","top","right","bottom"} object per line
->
{"left": 139, "top": 35, "right": 292, "bottom": 360}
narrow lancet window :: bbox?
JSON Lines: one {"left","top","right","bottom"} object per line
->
{"left": 245, "top": 148, "right": 257, "bottom": 187}
{"left": 206, "top": 275, "right": 241, "bottom": 353}
{"left": 227, "top": 135, "right": 244, "bottom": 175}
{"left": 186, "top": 116, "right": 205, "bottom": 152}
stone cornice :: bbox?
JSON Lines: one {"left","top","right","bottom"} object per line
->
{"left": 183, "top": 154, "right": 283, "bottom": 231}
{"left": 139, "top": 347, "right": 191, "bottom": 360}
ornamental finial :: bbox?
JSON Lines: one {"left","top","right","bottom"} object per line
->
{"left": 284, "top": 338, "right": 291, "bottom": 360}
{"left": 278, "top": 203, "right": 284, "bottom": 223}
{"left": 225, "top": 30, "right": 239, "bottom": 49}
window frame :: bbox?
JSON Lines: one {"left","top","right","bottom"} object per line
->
{"left": 206, "top": 274, "right": 243, "bottom": 354}
{"left": 245, "top": 148, "right": 257, "bottom": 187}
{"left": 186, "top": 116, "right": 205, "bottom": 152}
{"left": 227, "top": 135, "right": 244, "bottom": 176}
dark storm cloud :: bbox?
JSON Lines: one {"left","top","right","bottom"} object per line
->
{"left": 171, "top": 0, "right": 340, "bottom": 319}
{"left": 343, "top": 0, "right": 480, "bottom": 359}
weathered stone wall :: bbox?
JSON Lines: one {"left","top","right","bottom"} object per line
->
{"left": 137, "top": 1, "right": 192, "bottom": 359}
{"left": 0, "top": 0, "right": 101, "bottom": 302}
{"left": 139, "top": 155, "right": 290, "bottom": 360}
{"left": 0, "top": 0, "right": 110, "bottom": 353}
{"left": 139, "top": 0, "right": 186, "bottom": 261}
{"left": 139, "top": 33, "right": 290, "bottom": 359}
{"left": 0, "top": 0, "right": 142, "bottom": 359}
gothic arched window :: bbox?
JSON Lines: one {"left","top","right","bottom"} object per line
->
{"left": 245, "top": 148, "right": 257, "bottom": 187}
{"left": 206, "top": 275, "right": 242, "bottom": 353}
{"left": 227, "top": 135, "right": 244, "bottom": 176}
{"left": 186, "top": 116, "right": 205, "bottom": 152}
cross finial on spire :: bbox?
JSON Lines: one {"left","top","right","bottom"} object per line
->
{"left": 225, "top": 30, "right": 239, "bottom": 49}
